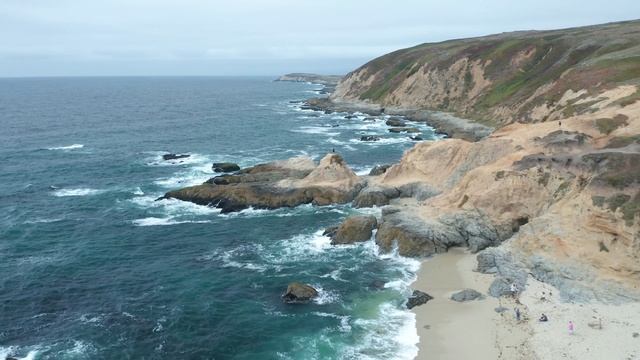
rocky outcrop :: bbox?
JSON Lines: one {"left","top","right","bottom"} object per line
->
{"left": 450, "top": 289, "right": 485, "bottom": 302}
{"left": 328, "top": 215, "right": 378, "bottom": 245}
{"left": 164, "top": 153, "right": 365, "bottom": 213}
{"left": 385, "top": 118, "right": 406, "bottom": 127}
{"left": 212, "top": 162, "right": 240, "bottom": 173}
{"left": 282, "top": 282, "right": 318, "bottom": 303}
{"left": 406, "top": 290, "right": 433, "bottom": 309}
{"left": 369, "top": 164, "right": 392, "bottom": 176}
{"left": 389, "top": 127, "right": 420, "bottom": 133}
{"left": 163, "top": 153, "right": 190, "bottom": 161}
{"left": 353, "top": 187, "right": 398, "bottom": 208}
{"left": 375, "top": 208, "right": 508, "bottom": 257}
{"left": 360, "top": 135, "right": 381, "bottom": 142}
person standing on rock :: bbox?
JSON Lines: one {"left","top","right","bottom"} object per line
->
{"left": 568, "top": 320, "right": 575, "bottom": 335}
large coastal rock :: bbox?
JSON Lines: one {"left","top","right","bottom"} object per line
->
{"left": 329, "top": 215, "right": 378, "bottom": 245}
{"left": 406, "top": 290, "right": 433, "bottom": 309}
{"left": 369, "top": 164, "right": 392, "bottom": 176}
{"left": 164, "top": 154, "right": 365, "bottom": 213}
{"left": 375, "top": 208, "right": 507, "bottom": 257}
{"left": 212, "top": 162, "right": 240, "bottom": 173}
{"left": 282, "top": 282, "right": 318, "bottom": 303}
{"left": 353, "top": 186, "right": 400, "bottom": 208}
{"left": 163, "top": 153, "right": 190, "bottom": 161}
{"left": 450, "top": 289, "right": 485, "bottom": 302}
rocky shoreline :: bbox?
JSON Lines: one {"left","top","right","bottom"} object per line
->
{"left": 167, "top": 45, "right": 639, "bottom": 356}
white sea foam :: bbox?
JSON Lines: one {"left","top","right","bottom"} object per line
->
{"left": 47, "top": 144, "right": 84, "bottom": 150}
{"left": 132, "top": 217, "right": 211, "bottom": 226}
{"left": 312, "top": 285, "right": 340, "bottom": 305}
{"left": 218, "top": 246, "right": 269, "bottom": 272}
{"left": 79, "top": 314, "right": 103, "bottom": 325}
{"left": 132, "top": 187, "right": 144, "bottom": 196}
{"left": 129, "top": 195, "right": 221, "bottom": 216}
{"left": 52, "top": 188, "right": 104, "bottom": 197}
{"left": 62, "top": 341, "right": 94, "bottom": 357}
{"left": 311, "top": 312, "right": 352, "bottom": 332}
{"left": 0, "top": 347, "right": 38, "bottom": 360}
{"left": 291, "top": 126, "right": 339, "bottom": 136}
{"left": 23, "top": 217, "right": 64, "bottom": 224}
{"left": 144, "top": 152, "right": 211, "bottom": 167}
{"left": 343, "top": 303, "right": 418, "bottom": 360}
{"left": 350, "top": 137, "right": 412, "bottom": 146}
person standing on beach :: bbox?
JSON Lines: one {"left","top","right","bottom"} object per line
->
{"left": 568, "top": 320, "right": 575, "bottom": 335}
{"left": 510, "top": 283, "right": 518, "bottom": 298}
{"left": 515, "top": 308, "right": 521, "bottom": 321}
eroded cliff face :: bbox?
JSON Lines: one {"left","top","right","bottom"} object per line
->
{"left": 331, "top": 20, "right": 640, "bottom": 127}
{"left": 372, "top": 98, "right": 640, "bottom": 299}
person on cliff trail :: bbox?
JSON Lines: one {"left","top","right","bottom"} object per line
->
{"left": 568, "top": 320, "right": 575, "bottom": 335}
{"left": 515, "top": 308, "right": 521, "bottom": 321}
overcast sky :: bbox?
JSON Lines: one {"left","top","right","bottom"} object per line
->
{"left": 1, "top": 0, "right": 639, "bottom": 77}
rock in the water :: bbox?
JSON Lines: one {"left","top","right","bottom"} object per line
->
{"left": 361, "top": 135, "right": 381, "bottom": 142}
{"left": 282, "top": 282, "right": 318, "bottom": 303}
{"left": 410, "top": 135, "right": 424, "bottom": 141}
{"left": 450, "top": 289, "right": 485, "bottom": 302}
{"left": 165, "top": 154, "right": 365, "bottom": 213}
{"left": 369, "top": 164, "right": 392, "bottom": 176}
{"left": 212, "top": 162, "right": 241, "bottom": 173}
{"left": 386, "top": 118, "right": 406, "bottom": 127}
{"left": 330, "top": 215, "right": 378, "bottom": 245}
{"left": 323, "top": 225, "right": 339, "bottom": 239}
{"left": 389, "top": 127, "right": 420, "bottom": 133}
{"left": 369, "top": 279, "right": 386, "bottom": 290}
{"left": 406, "top": 290, "right": 433, "bottom": 309}
{"left": 163, "top": 153, "right": 190, "bottom": 161}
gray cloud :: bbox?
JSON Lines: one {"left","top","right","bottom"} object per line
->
{"left": 1, "top": 0, "right": 639, "bottom": 76}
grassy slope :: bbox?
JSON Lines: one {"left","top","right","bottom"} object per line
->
{"left": 342, "top": 20, "right": 640, "bottom": 125}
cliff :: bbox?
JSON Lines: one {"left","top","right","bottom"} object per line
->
{"left": 331, "top": 20, "right": 640, "bottom": 127}
{"left": 332, "top": 20, "right": 640, "bottom": 301}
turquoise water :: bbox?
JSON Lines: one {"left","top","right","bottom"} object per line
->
{"left": 0, "top": 77, "right": 439, "bottom": 359}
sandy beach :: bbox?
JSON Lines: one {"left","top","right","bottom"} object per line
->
{"left": 411, "top": 248, "right": 640, "bottom": 360}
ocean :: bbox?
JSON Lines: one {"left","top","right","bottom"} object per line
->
{"left": 0, "top": 77, "right": 440, "bottom": 359}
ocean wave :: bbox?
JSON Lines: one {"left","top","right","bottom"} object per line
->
{"left": 311, "top": 285, "right": 340, "bottom": 305}
{"left": 311, "top": 312, "right": 352, "bottom": 332}
{"left": 144, "top": 152, "right": 212, "bottom": 167}
{"left": 52, "top": 188, "right": 104, "bottom": 197}
{"left": 129, "top": 195, "right": 221, "bottom": 216}
{"left": 132, "top": 217, "right": 212, "bottom": 226}
{"left": 0, "top": 347, "right": 38, "bottom": 360}
{"left": 350, "top": 137, "right": 413, "bottom": 146}
{"left": 290, "top": 126, "right": 340, "bottom": 136}
{"left": 219, "top": 204, "right": 347, "bottom": 219}
{"left": 346, "top": 303, "right": 418, "bottom": 360}
{"left": 23, "top": 217, "right": 64, "bottom": 224}
{"left": 46, "top": 144, "right": 84, "bottom": 150}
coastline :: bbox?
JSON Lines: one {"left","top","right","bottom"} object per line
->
{"left": 304, "top": 97, "right": 494, "bottom": 142}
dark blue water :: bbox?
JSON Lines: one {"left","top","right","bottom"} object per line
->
{"left": 0, "top": 77, "right": 438, "bottom": 359}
